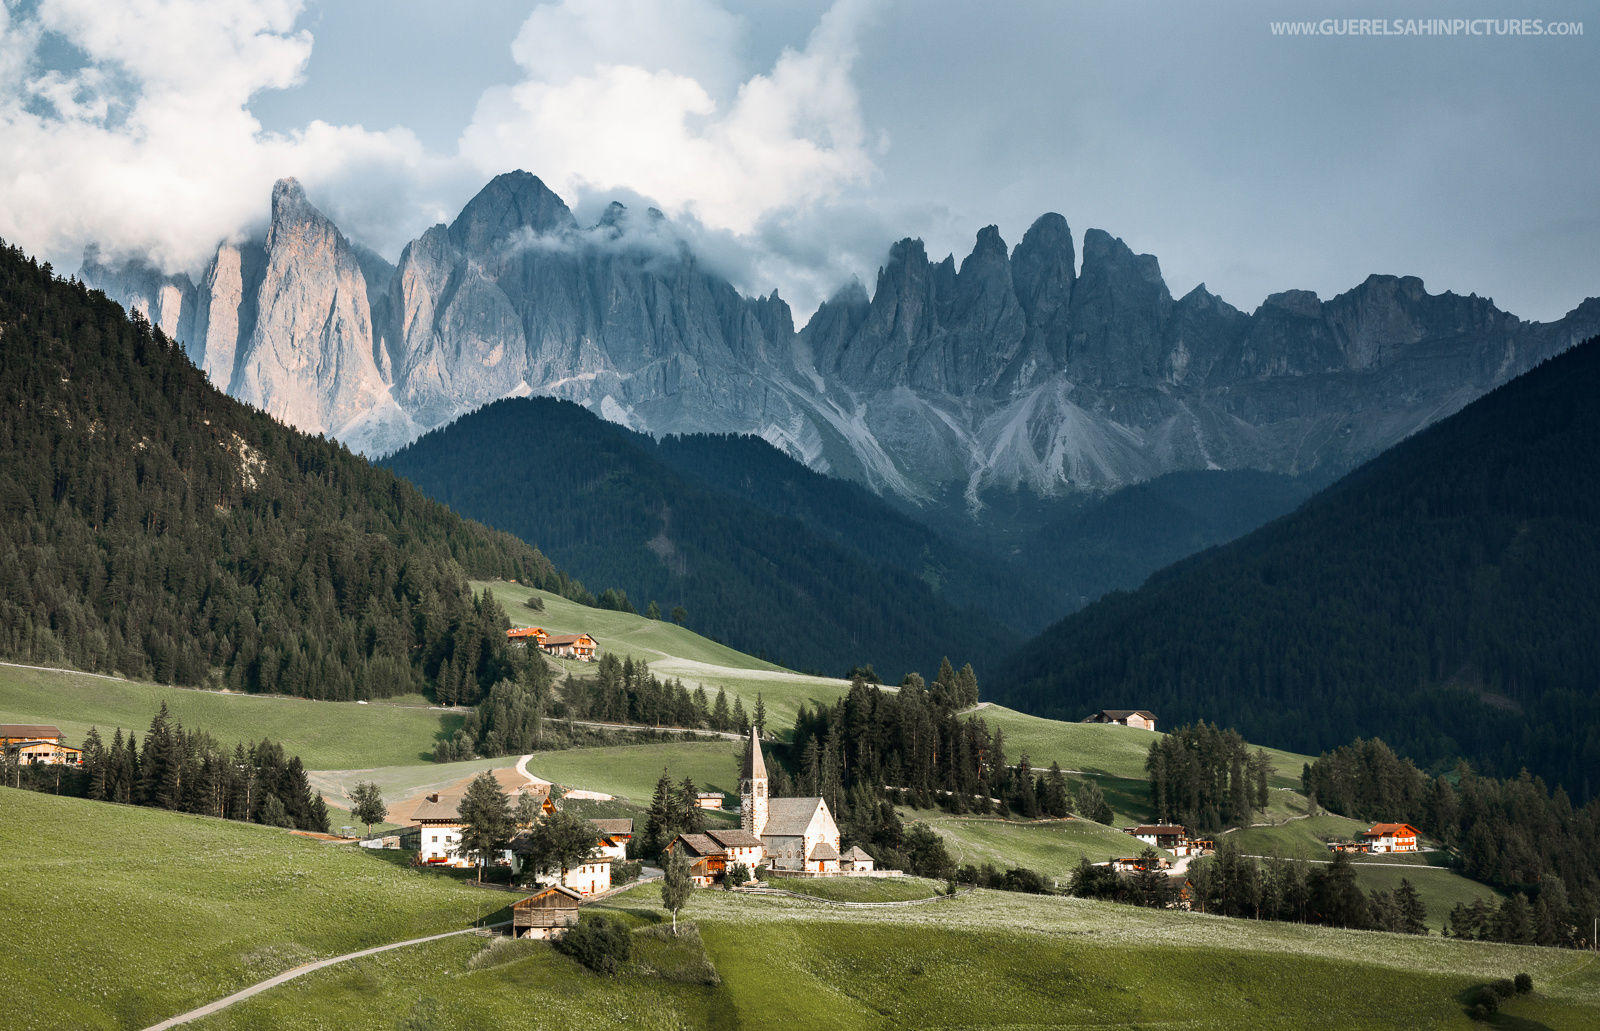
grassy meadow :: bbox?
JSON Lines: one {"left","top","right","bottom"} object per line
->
{"left": 0, "top": 788, "right": 496, "bottom": 1031}
{"left": 0, "top": 662, "right": 457, "bottom": 769}
{"left": 913, "top": 809, "right": 1168, "bottom": 882}
{"left": 176, "top": 882, "right": 1600, "bottom": 1030}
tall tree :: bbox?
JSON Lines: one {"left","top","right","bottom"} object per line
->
{"left": 349, "top": 782, "right": 387, "bottom": 836}
{"left": 456, "top": 772, "right": 514, "bottom": 882}
{"left": 660, "top": 848, "right": 693, "bottom": 936}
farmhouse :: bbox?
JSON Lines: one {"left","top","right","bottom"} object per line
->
{"left": 1112, "top": 856, "right": 1172, "bottom": 873}
{"left": 400, "top": 792, "right": 472, "bottom": 866}
{"left": 694, "top": 791, "right": 725, "bottom": 810}
{"left": 541, "top": 633, "right": 597, "bottom": 661}
{"left": 505, "top": 626, "right": 546, "bottom": 648}
{"left": 1084, "top": 710, "right": 1157, "bottom": 731}
{"left": 511, "top": 885, "right": 583, "bottom": 940}
{"left": 1126, "top": 825, "right": 1188, "bottom": 850}
{"left": 591, "top": 818, "right": 633, "bottom": 862}
{"left": 666, "top": 833, "right": 728, "bottom": 886}
{"left": 3, "top": 739, "right": 82, "bottom": 766}
{"left": 1362, "top": 823, "right": 1419, "bottom": 853}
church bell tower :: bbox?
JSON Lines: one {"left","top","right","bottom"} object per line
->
{"left": 741, "top": 726, "right": 769, "bottom": 839}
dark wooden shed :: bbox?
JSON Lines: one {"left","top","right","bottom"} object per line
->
{"left": 511, "top": 884, "right": 583, "bottom": 939}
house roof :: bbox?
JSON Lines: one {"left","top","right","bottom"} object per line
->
{"left": 707, "top": 828, "right": 763, "bottom": 848}
{"left": 1129, "top": 825, "right": 1186, "bottom": 836}
{"left": 591, "top": 818, "right": 633, "bottom": 836}
{"left": 7, "top": 740, "right": 79, "bottom": 752}
{"left": 506, "top": 627, "right": 544, "bottom": 638}
{"left": 1363, "top": 823, "right": 1418, "bottom": 837}
{"left": 514, "top": 884, "right": 584, "bottom": 906}
{"left": 807, "top": 841, "right": 841, "bottom": 862}
{"left": 0, "top": 724, "right": 61, "bottom": 739}
{"left": 673, "top": 833, "right": 726, "bottom": 857}
{"left": 742, "top": 726, "right": 768, "bottom": 781}
{"left": 1094, "top": 710, "right": 1155, "bottom": 720}
{"left": 841, "top": 846, "right": 873, "bottom": 862}
{"left": 762, "top": 797, "right": 826, "bottom": 837}
{"left": 410, "top": 793, "right": 463, "bottom": 822}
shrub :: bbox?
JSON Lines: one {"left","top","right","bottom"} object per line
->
{"left": 724, "top": 862, "right": 751, "bottom": 889}
{"left": 1514, "top": 972, "right": 1533, "bottom": 994}
{"left": 524, "top": 595, "right": 545, "bottom": 611}
{"left": 1490, "top": 978, "right": 1517, "bottom": 999}
{"left": 555, "top": 914, "right": 633, "bottom": 974}
{"left": 613, "top": 859, "right": 643, "bottom": 886}
{"left": 1464, "top": 986, "right": 1499, "bottom": 1016}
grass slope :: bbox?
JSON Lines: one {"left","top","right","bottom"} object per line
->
{"left": 913, "top": 810, "right": 1167, "bottom": 881}
{"left": 185, "top": 883, "right": 1600, "bottom": 1030}
{"left": 479, "top": 580, "right": 856, "bottom": 730}
{"left": 0, "top": 663, "right": 457, "bottom": 769}
{"left": 0, "top": 788, "right": 494, "bottom": 1031}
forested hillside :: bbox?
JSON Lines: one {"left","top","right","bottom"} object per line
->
{"left": 0, "top": 243, "right": 576, "bottom": 702}
{"left": 384, "top": 397, "right": 1016, "bottom": 678}
{"left": 992, "top": 336, "right": 1600, "bottom": 795}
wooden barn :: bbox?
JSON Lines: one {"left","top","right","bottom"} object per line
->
{"left": 511, "top": 885, "right": 583, "bottom": 939}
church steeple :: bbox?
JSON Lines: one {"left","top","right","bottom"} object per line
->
{"left": 741, "top": 726, "right": 768, "bottom": 838}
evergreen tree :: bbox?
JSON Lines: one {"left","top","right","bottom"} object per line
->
{"left": 456, "top": 772, "right": 513, "bottom": 881}
{"left": 753, "top": 693, "right": 766, "bottom": 737}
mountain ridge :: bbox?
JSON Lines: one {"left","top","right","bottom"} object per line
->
{"left": 80, "top": 171, "right": 1600, "bottom": 509}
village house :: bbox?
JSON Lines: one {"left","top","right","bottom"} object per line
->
{"left": 1361, "top": 823, "right": 1420, "bottom": 853}
{"left": 0, "top": 725, "right": 81, "bottom": 766}
{"left": 591, "top": 818, "right": 633, "bottom": 862}
{"left": 665, "top": 833, "right": 728, "bottom": 886}
{"left": 511, "top": 884, "right": 583, "bottom": 940}
{"left": 1084, "top": 710, "right": 1157, "bottom": 731}
{"left": 694, "top": 791, "right": 725, "bottom": 810}
{"left": 541, "top": 633, "right": 598, "bottom": 661}
{"left": 1126, "top": 825, "right": 1188, "bottom": 851}
{"left": 3, "top": 739, "right": 82, "bottom": 766}
{"left": 400, "top": 792, "right": 473, "bottom": 866}
{"left": 505, "top": 626, "right": 547, "bottom": 648}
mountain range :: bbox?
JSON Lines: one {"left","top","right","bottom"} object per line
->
{"left": 991, "top": 335, "right": 1600, "bottom": 793}
{"left": 80, "top": 171, "right": 1600, "bottom": 514}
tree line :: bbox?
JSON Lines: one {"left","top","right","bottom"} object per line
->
{"left": 4, "top": 702, "right": 327, "bottom": 832}
{"left": 1145, "top": 722, "right": 1274, "bottom": 833}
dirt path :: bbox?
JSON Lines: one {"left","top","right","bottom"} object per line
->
{"left": 142, "top": 922, "right": 505, "bottom": 1030}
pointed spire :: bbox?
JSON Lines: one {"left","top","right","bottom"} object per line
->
{"left": 742, "top": 725, "right": 767, "bottom": 781}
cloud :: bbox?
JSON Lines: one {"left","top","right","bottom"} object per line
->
{"left": 460, "top": 0, "right": 882, "bottom": 237}
{"left": 0, "top": 0, "right": 432, "bottom": 274}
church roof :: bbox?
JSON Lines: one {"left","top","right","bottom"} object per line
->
{"left": 808, "top": 841, "right": 841, "bottom": 862}
{"left": 762, "top": 797, "right": 827, "bottom": 837}
{"left": 742, "top": 727, "right": 767, "bottom": 780}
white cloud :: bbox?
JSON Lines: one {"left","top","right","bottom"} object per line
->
{"left": 0, "top": 0, "right": 431, "bottom": 275}
{"left": 460, "top": 0, "right": 881, "bottom": 237}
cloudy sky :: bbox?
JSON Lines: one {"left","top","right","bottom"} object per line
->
{"left": 0, "top": 0, "right": 1595, "bottom": 321}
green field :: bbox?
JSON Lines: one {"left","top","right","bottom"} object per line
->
{"left": 525, "top": 741, "right": 747, "bottom": 802}
{"left": 762, "top": 876, "right": 947, "bottom": 902}
{"left": 179, "top": 882, "right": 1600, "bottom": 1030}
{"left": 0, "top": 788, "right": 495, "bottom": 1030}
{"left": 479, "top": 580, "right": 856, "bottom": 730}
{"left": 914, "top": 810, "right": 1165, "bottom": 882}
{"left": 0, "top": 662, "right": 456, "bottom": 769}
{"left": 971, "top": 702, "right": 1315, "bottom": 787}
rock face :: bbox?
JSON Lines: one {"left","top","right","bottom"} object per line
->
{"left": 81, "top": 172, "right": 1600, "bottom": 509}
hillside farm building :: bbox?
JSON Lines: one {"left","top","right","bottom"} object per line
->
{"left": 506, "top": 626, "right": 547, "bottom": 648}
{"left": 541, "top": 633, "right": 598, "bottom": 661}
{"left": 1362, "top": 823, "right": 1419, "bottom": 853}
{"left": 0, "top": 725, "right": 80, "bottom": 766}
{"left": 1126, "top": 825, "right": 1188, "bottom": 850}
{"left": 1084, "top": 710, "right": 1157, "bottom": 731}
{"left": 511, "top": 885, "right": 583, "bottom": 939}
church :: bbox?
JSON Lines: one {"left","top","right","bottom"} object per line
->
{"left": 740, "top": 727, "right": 871, "bottom": 875}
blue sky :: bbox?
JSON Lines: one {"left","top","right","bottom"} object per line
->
{"left": 1, "top": 0, "right": 1595, "bottom": 321}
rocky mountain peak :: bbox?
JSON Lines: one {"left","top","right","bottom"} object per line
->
{"left": 447, "top": 169, "right": 576, "bottom": 254}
